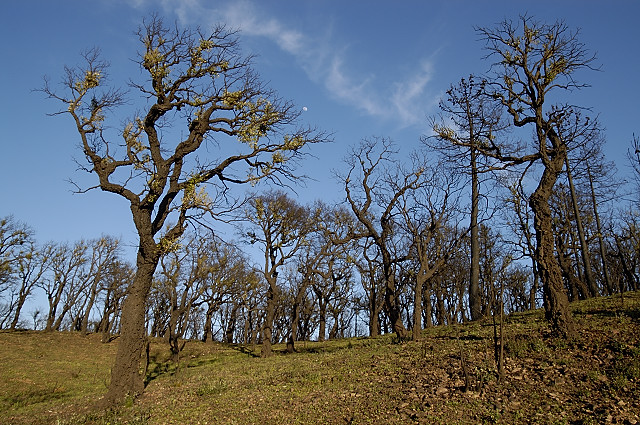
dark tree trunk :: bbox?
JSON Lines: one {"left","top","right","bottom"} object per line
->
{"left": 80, "top": 276, "right": 100, "bottom": 333}
{"left": 423, "top": 284, "right": 433, "bottom": 328}
{"left": 261, "top": 278, "right": 277, "bottom": 357}
{"left": 614, "top": 236, "right": 636, "bottom": 293}
{"left": 318, "top": 297, "right": 327, "bottom": 343}
{"left": 369, "top": 297, "right": 380, "bottom": 336}
{"left": 556, "top": 233, "right": 589, "bottom": 301}
{"left": 381, "top": 252, "right": 407, "bottom": 338}
{"left": 225, "top": 304, "right": 238, "bottom": 344}
{"left": 203, "top": 305, "right": 214, "bottom": 343}
{"left": 287, "top": 280, "right": 310, "bottom": 353}
{"left": 529, "top": 165, "right": 575, "bottom": 339}
{"left": 434, "top": 280, "right": 446, "bottom": 326}
{"left": 469, "top": 145, "right": 482, "bottom": 321}
{"left": 413, "top": 275, "right": 425, "bottom": 341}
{"left": 367, "top": 275, "right": 381, "bottom": 337}
{"left": 168, "top": 309, "right": 181, "bottom": 363}
{"left": 100, "top": 238, "right": 159, "bottom": 406}
{"left": 243, "top": 307, "right": 251, "bottom": 345}
{"left": 587, "top": 165, "right": 612, "bottom": 295}
{"left": 45, "top": 285, "right": 64, "bottom": 331}
{"left": 286, "top": 301, "right": 299, "bottom": 353}
{"left": 565, "top": 155, "right": 597, "bottom": 297}
{"left": 10, "top": 295, "right": 29, "bottom": 330}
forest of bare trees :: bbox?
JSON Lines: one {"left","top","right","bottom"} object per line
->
{"left": 1, "top": 15, "right": 639, "bottom": 406}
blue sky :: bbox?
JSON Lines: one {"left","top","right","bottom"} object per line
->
{"left": 1, "top": 0, "right": 639, "bottom": 260}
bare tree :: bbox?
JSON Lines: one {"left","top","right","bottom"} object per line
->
{"left": 339, "top": 138, "right": 421, "bottom": 339}
{"left": 7, "top": 242, "right": 53, "bottom": 330}
{"left": 43, "top": 17, "right": 327, "bottom": 403}
{"left": 96, "top": 260, "right": 132, "bottom": 342}
{"left": 355, "top": 237, "right": 384, "bottom": 336}
{"left": 427, "top": 76, "right": 505, "bottom": 322}
{"left": 439, "top": 16, "right": 597, "bottom": 337}
{"left": 0, "top": 216, "right": 33, "bottom": 314}
{"left": 76, "top": 236, "right": 121, "bottom": 333}
{"left": 156, "top": 233, "right": 209, "bottom": 362}
{"left": 40, "top": 241, "right": 90, "bottom": 331}
{"left": 201, "top": 241, "right": 257, "bottom": 344}
{"left": 244, "top": 190, "right": 316, "bottom": 356}
{"left": 293, "top": 203, "right": 356, "bottom": 348}
{"left": 398, "top": 161, "right": 467, "bottom": 340}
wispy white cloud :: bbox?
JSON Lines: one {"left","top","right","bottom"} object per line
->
{"left": 323, "top": 54, "right": 437, "bottom": 127}
{"left": 218, "top": 1, "right": 305, "bottom": 55}
{"left": 135, "top": 0, "right": 438, "bottom": 128}
{"left": 325, "top": 56, "right": 383, "bottom": 117}
{"left": 391, "top": 60, "right": 436, "bottom": 126}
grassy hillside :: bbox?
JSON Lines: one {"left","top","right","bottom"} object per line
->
{"left": 1, "top": 292, "right": 639, "bottom": 425}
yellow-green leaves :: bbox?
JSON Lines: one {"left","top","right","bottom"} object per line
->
{"left": 143, "top": 48, "right": 164, "bottom": 69}
{"left": 223, "top": 93, "right": 280, "bottom": 149}
{"left": 199, "top": 39, "right": 215, "bottom": 50}
{"left": 271, "top": 152, "right": 285, "bottom": 164}
{"left": 432, "top": 124, "right": 457, "bottom": 141}
{"left": 157, "top": 234, "right": 182, "bottom": 255}
{"left": 68, "top": 70, "right": 102, "bottom": 113}
{"left": 123, "top": 119, "right": 151, "bottom": 170}
{"left": 545, "top": 56, "right": 568, "bottom": 83}
{"left": 221, "top": 90, "right": 244, "bottom": 108}
{"left": 74, "top": 70, "right": 101, "bottom": 93}
{"left": 254, "top": 197, "right": 266, "bottom": 220}
{"left": 144, "top": 47, "right": 170, "bottom": 82}
{"left": 282, "top": 134, "right": 305, "bottom": 151}
{"left": 186, "top": 39, "right": 229, "bottom": 79}
{"left": 182, "top": 172, "right": 212, "bottom": 210}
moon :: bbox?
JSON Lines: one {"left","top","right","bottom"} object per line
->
{"left": 302, "top": 106, "right": 308, "bottom": 112}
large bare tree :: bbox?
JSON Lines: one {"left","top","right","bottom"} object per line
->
{"left": 43, "top": 17, "right": 327, "bottom": 404}
{"left": 437, "top": 16, "right": 597, "bottom": 337}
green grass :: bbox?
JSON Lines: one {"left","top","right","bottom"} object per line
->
{"left": 1, "top": 292, "right": 639, "bottom": 424}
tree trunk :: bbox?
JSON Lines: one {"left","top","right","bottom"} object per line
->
{"left": 614, "top": 236, "right": 636, "bottom": 293}
{"left": 286, "top": 301, "right": 299, "bottom": 353}
{"left": 100, "top": 247, "right": 158, "bottom": 406}
{"left": 168, "top": 308, "right": 181, "bottom": 363}
{"left": 318, "top": 297, "right": 327, "bottom": 343}
{"left": 469, "top": 145, "right": 482, "bottom": 321}
{"left": 565, "top": 155, "right": 597, "bottom": 297}
{"left": 434, "top": 280, "right": 446, "bottom": 326}
{"left": 587, "top": 165, "right": 611, "bottom": 295}
{"left": 529, "top": 258, "right": 539, "bottom": 310}
{"left": 10, "top": 294, "right": 28, "bottom": 330}
{"left": 367, "top": 277, "right": 380, "bottom": 337}
{"left": 529, "top": 165, "right": 575, "bottom": 339}
{"left": 329, "top": 315, "right": 339, "bottom": 340}
{"left": 556, "top": 233, "right": 588, "bottom": 301}
{"left": 261, "top": 279, "right": 276, "bottom": 357}
{"left": 203, "top": 305, "right": 214, "bottom": 343}
{"left": 45, "top": 286, "right": 64, "bottom": 331}
{"left": 287, "top": 281, "right": 309, "bottom": 353}
{"left": 225, "top": 304, "right": 238, "bottom": 344}
{"left": 52, "top": 304, "right": 71, "bottom": 331}
{"left": 243, "top": 307, "right": 251, "bottom": 345}
{"left": 80, "top": 277, "right": 100, "bottom": 333}
{"left": 381, "top": 254, "right": 408, "bottom": 338}
{"left": 413, "top": 275, "right": 425, "bottom": 341}
{"left": 423, "top": 283, "right": 433, "bottom": 328}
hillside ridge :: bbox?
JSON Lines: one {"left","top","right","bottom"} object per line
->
{"left": 1, "top": 292, "right": 639, "bottom": 424}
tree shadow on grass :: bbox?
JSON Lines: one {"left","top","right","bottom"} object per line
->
{"left": 144, "top": 353, "right": 222, "bottom": 386}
